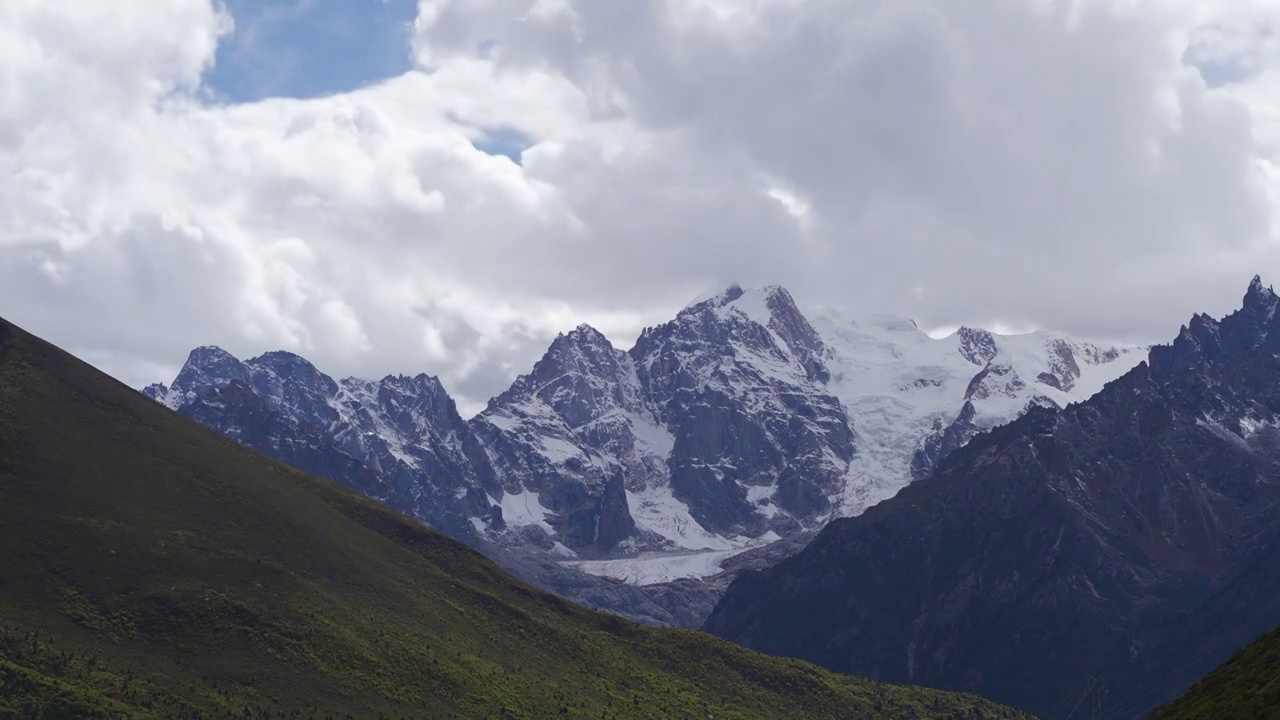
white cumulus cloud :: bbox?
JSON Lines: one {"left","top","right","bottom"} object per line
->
{"left": 2, "top": 0, "right": 1280, "bottom": 414}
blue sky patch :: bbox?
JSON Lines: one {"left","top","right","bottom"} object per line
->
{"left": 471, "top": 127, "right": 536, "bottom": 165}
{"left": 203, "top": 0, "right": 419, "bottom": 102}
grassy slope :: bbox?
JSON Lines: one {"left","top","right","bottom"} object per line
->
{"left": 0, "top": 316, "right": 1029, "bottom": 720}
{"left": 1149, "top": 623, "right": 1280, "bottom": 720}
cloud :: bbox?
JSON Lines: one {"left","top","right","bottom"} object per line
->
{"left": 415, "top": 0, "right": 1277, "bottom": 331}
{"left": 1, "top": 0, "right": 1279, "bottom": 415}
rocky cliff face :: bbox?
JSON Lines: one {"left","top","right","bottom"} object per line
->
{"left": 469, "top": 285, "right": 862, "bottom": 556}
{"left": 630, "top": 286, "right": 854, "bottom": 536}
{"left": 706, "top": 277, "right": 1280, "bottom": 719}
{"left": 470, "top": 324, "right": 669, "bottom": 551}
{"left": 145, "top": 349, "right": 497, "bottom": 540}
{"left": 144, "top": 283, "right": 1141, "bottom": 626}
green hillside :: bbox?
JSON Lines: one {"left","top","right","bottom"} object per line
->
{"left": 0, "top": 316, "right": 1028, "bottom": 720}
{"left": 1149, "top": 624, "right": 1280, "bottom": 720}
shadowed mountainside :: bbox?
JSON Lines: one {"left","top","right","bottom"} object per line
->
{"left": 706, "top": 278, "right": 1280, "bottom": 719}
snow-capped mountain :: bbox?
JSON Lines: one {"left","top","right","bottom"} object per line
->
{"left": 705, "top": 276, "right": 1280, "bottom": 719}
{"left": 468, "top": 285, "right": 1143, "bottom": 565}
{"left": 144, "top": 348, "right": 499, "bottom": 540}
{"left": 632, "top": 286, "right": 853, "bottom": 537}
{"left": 143, "top": 284, "right": 1143, "bottom": 590}
{"left": 814, "top": 309, "right": 1143, "bottom": 515}
{"left": 471, "top": 285, "right": 856, "bottom": 564}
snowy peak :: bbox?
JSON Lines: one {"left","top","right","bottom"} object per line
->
{"left": 471, "top": 283, "right": 854, "bottom": 551}
{"left": 248, "top": 351, "right": 337, "bottom": 396}
{"left": 815, "top": 308, "right": 1145, "bottom": 503}
{"left": 498, "top": 324, "right": 623, "bottom": 396}
{"left": 358, "top": 372, "right": 462, "bottom": 443}
{"left": 1238, "top": 274, "right": 1279, "bottom": 336}
{"left": 143, "top": 347, "right": 496, "bottom": 541}
{"left": 489, "top": 321, "right": 642, "bottom": 428}
{"left": 172, "top": 345, "right": 250, "bottom": 393}
{"left": 755, "top": 286, "right": 827, "bottom": 364}
{"left": 472, "top": 320, "right": 673, "bottom": 552}
{"left": 681, "top": 284, "right": 824, "bottom": 361}
{"left": 1245, "top": 274, "right": 1275, "bottom": 308}
{"left": 478, "top": 283, "right": 1141, "bottom": 549}
{"left": 957, "top": 327, "right": 998, "bottom": 366}
{"left": 628, "top": 285, "right": 855, "bottom": 535}
{"left": 640, "top": 284, "right": 831, "bottom": 395}
{"left": 1240, "top": 274, "right": 1279, "bottom": 331}
{"left": 1038, "top": 338, "right": 1082, "bottom": 391}
{"left": 682, "top": 282, "right": 747, "bottom": 312}
{"left": 144, "top": 345, "right": 251, "bottom": 409}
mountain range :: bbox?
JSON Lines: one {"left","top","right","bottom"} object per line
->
{"left": 11, "top": 277, "right": 1280, "bottom": 718}
{"left": 0, "top": 312, "right": 1029, "bottom": 719}
{"left": 705, "top": 277, "right": 1280, "bottom": 719}
{"left": 143, "top": 284, "right": 1143, "bottom": 624}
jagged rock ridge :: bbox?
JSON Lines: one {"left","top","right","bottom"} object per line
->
{"left": 145, "top": 349, "right": 497, "bottom": 540}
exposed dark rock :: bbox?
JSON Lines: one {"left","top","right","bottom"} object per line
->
{"left": 1044, "top": 339, "right": 1081, "bottom": 392}
{"left": 1035, "top": 371, "right": 1062, "bottom": 389}
{"left": 146, "top": 349, "right": 496, "bottom": 541}
{"left": 958, "top": 326, "right": 998, "bottom": 366}
{"left": 593, "top": 474, "right": 635, "bottom": 549}
{"left": 964, "top": 361, "right": 1025, "bottom": 401}
{"left": 910, "top": 400, "right": 978, "bottom": 481}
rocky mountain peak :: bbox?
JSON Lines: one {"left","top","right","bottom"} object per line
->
{"left": 369, "top": 372, "right": 463, "bottom": 436}
{"left": 759, "top": 286, "right": 827, "bottom": 359}
{"left": 378, "top": 372, "right": 449, "bottom": 395}
{"left": 957, "top": 326, "right": 998, "bottom": 366}
{"left": 568, "top": 322, "right": 610, "bottom": 341}
{"left": 662, "top": 284, "right": 829, "bottom": 377}
{"left": 681, "top": 283, "right": 747, "bottom": 314}
{"left": 146, "top": 348, "right": 496, "bottom": 543}
{"left": 248, "top": 350, "right": 339, "bottom": 397}
{"left": 491, "top": 322, "right": 636, "bottom": 423}
{"left": 1153, "top": 276, "right": 1279, "bottom": 377}
{"left": 550, "top": 323, "right": 621, "bottom": 366}
{"left": 1245, "top": 274, "right": 1275, "bottom": 308}
{"left": 171, "top": 345, "right": 250, "bottom": 392}
{"left": 1239, "top": 274, "right": 1279, "bottom": 335}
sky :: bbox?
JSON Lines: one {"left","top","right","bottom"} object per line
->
{"left": 202, "top": 0, "right": 419, "bottom": 102}
{"left": 5, "top": 0, "right": 1280, "bottom": 416}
